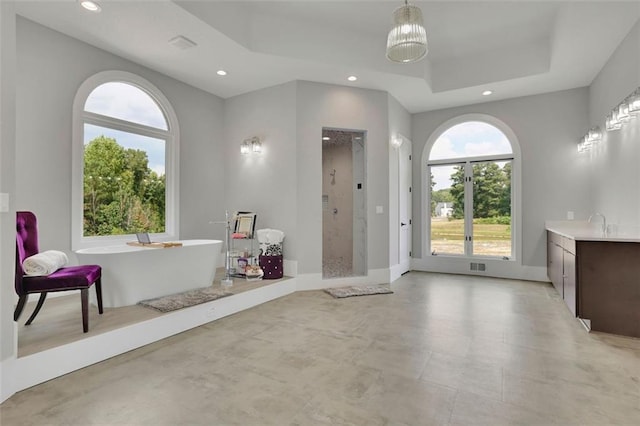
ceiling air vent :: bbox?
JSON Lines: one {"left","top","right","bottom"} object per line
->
{"left": 169, "top": 35, "right": 197, "bottom": 50}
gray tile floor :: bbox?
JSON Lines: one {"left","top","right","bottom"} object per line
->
{"left": 2, "top": 272, "right": 639, "bottom": 425}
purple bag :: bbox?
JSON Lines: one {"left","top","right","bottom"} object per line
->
{"left": 259, "top": 255, "right": 283, "bottom": 279}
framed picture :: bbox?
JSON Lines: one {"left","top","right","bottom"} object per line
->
{"left": 234, "top": 211, "right": 257, "bottom": 238}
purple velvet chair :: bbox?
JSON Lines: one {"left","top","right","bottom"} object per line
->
{"left": 15, "top": 211, "right": 103, "bottom": 333}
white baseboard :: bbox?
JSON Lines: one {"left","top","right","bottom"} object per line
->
{"left": 294, "top": 273, "right": 324, "bottom": 291}
{"left": 283, "top": 259, "right": 297, "bottom": 277}
{"left": 295, "top": 268, "right": 390, "bottom": 291}
{"left": 390, "top": 259, "right": 410, "bottom": 283}
{"left": 0, "top": 359, "right": 9, "bottom": 403}
{"left": 410, "top": 257, "right": 548, "bottom": 282}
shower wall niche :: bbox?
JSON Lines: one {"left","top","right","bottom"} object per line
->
{"left": 322, "top": 128, "right": 366, "bottom": 278}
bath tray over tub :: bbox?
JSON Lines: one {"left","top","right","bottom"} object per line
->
{"left": 126, "top": 242, "right": 183, "bottom": 248}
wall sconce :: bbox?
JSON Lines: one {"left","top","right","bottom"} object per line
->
{"left": 241, "top": 137, "right": 262, "bottom": 155}
{"left": 628, "top": 88, "right": 640, "bottom": 114}
{"left": 391, "top": 135, "right": 403, "bottom": 148}
{"left": 582, "top": 86, "right": 640, "bottom": 153}
{"left": 617, "top": 101, "right": 630, "bottom": 123}
{"left": 251, "top": 137, "right": 262, "bottom": 154}
{"left": 578, "top": 126, "right": 602, "bottom": 153}
{"left": 603, "top": 86, "right": 640, "bottom": 134}
{"left": 605, "top": 111, "right": 621, "bottom": 131}
{"left": 240, "top": 139, "right": 251, "bottom": 155}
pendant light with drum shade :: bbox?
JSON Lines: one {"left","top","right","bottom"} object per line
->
{"left": 386, "top": 0, "right": 428, "bottom": 63}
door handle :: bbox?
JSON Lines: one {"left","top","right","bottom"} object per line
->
{"left": 401, "top": 222, "right": 407, "bottom": 226}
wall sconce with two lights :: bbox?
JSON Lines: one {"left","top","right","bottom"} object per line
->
{"left": 241, "top": 137, "right": 262, "bottom": 155}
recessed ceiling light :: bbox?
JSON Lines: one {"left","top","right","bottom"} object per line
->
{"left": 216, "top": 70, "right": 227, "bottom": 76}
{"left": 322, "top": 136, "right": 330, "bottom": 141}
{"left": 482, "top": 90, "right": 493, "bottom": 96}
{"left": 80, "top": 1, "right": 101, "bottom": 12}
{"left": 347, "top": 76, "right": 358, "bottom": 82}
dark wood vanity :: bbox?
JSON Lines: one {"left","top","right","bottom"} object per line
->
{"left": 547, "top": 226, "right": 640, "bottom": 338}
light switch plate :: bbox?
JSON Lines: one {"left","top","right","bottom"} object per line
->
{"left": 376, "top": 205, "right": 383, "bottom": 214}
{"left": 0, "top": 193, "right": 8, "bottom": 213}
{"left": 567, "top": 211, "right": 574, "bottom": 220}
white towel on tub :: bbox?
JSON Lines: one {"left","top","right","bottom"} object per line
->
{"left": 22, "top": 250, "right": 69, "bottom": 276}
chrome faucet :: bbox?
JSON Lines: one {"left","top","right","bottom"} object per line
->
{"left": 588, "top": 212, "right": 606, "bottom": 234}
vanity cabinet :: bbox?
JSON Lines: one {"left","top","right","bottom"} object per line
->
{"left": 577, "top": 241, "right": 640, "bottom": 337}
{"left": 563, "top": 249, "right": 576, "bottom": 317}
{"left": 547, "top": 231, "right": 576, "bottom": 316}
{"left": 547, "top": 232, "right": 562, "bottom": 296}
{"left": 546, "top": 227, "right": 640, "bottom": 337}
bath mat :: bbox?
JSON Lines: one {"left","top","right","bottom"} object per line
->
{"left": 324, "top": 285, "right": 393, "bottom": 299}
{"left": 138, "top": 287, "right": 233, "bottom": 313}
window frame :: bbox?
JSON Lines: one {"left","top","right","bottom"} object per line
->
{"left": 428, "top": 154, "right": 514, "bottom": 258}
{"left": 422, "top": 114, "right": 521, "bottom": 263}
{"left": 72, "top": 71, "right": 180, "bottom": 250}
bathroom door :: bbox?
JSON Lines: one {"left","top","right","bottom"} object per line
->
{"left": 399, "top": 138, "right": 412, "bottom": 273}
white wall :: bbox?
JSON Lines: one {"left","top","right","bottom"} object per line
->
{"left": 587, "top": 21, "right": 640, "bottom": 229}
{"left": 412, "top": 88, "right": 591, "bottom": 274}
{"left": 296, "top": 81, "right": 390, "bottom": 277}
{"left": 0, "top": 1, "right": 18, "bottom": 402}
{"left": 223, "top": 82, "right": 297, "bottom": 258}
{"left": 388, "top": 94, "right": 412, "bottom": 275}
{"left": 15, "top": 18, "right": 226, "bottom": 255}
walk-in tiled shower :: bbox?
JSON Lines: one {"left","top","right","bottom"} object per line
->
{"left": 322, "top": 129, "right": 366, "bottom": 278}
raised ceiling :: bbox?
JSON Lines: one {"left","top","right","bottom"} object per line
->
{"left": 13, "top": 0, "right": 640, "bottom": 113}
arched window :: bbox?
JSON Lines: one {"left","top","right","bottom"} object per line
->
{"left": 424, "top": 115, "right": 520, "bottom": 260}
{"left": 72, "top": 71, "right": 179, "bottom": 249}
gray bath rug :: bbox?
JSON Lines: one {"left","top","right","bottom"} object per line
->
{"left": 138, "top": 287, "right": 233, "bottom": 313}
{"left": 324, "top": 285, "right": 393, "bottom": 299}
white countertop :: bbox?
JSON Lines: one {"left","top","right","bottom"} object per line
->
{"left": 545, "top": 221, "right": 640, "bottom": 243}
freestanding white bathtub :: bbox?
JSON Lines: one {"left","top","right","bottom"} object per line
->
{"left": 76, "top": 239, "right": 222, "bottom": 308}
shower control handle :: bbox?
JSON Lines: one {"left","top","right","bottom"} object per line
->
{"left": 333, "top": 208, "right": 338, "bottom": 215}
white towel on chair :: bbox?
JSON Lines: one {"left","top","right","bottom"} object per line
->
{"left": 23, "top": 250, "right": 69, "bottom": 276}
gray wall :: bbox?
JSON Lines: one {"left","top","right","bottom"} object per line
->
{"left": 296, "top": 81, "right": 390, "bottom": 274}
{"left": 223, "top": 82, "right": 297, "bottom": 257}
{"left": 412, "top": 88, "right": 591, "bottom": 268}
{"left": 15, "top": 18, "right": 226, "bottom": 254}
{"left": 225, "top": 81, "right": 393, "bottom": 275}
{"left": 588, "top": 21, "right": 640, "bottom": 228}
